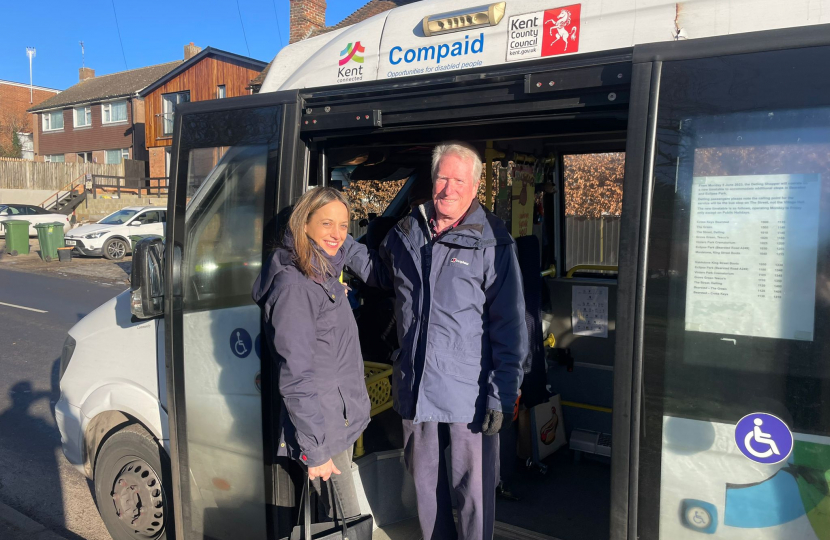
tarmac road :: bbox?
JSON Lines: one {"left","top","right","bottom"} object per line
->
{"left": 0, "top": 267, "right": 126, "bottom": 540}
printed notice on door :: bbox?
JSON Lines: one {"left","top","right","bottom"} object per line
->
{"left": 685, "top": 174, "right": 821, "bottom": 341}
{"left": 572, "top": 286, "right": 608, "bottom": 338}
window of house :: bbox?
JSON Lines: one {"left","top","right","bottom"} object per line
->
{"left": 217, "top": 85, "right": 226, "bottom": 99}
{"left": 74, "top": 106, "right": 92, "bottom": 128}
{"left": 161, "top": 91, "right": 190, "bottom": 136}
{"left": 42, "top": 111, "right": 64, "bottom": 131}
{"left": 102, "top": 101, "right": 128, "bottom": 124}
{"left": 105, "top": 149, "right": 129, "bottom": 164}
{"left": 563, "top": 152, "right": 625, "bottom": 275}
{"left": 44, "top": 154, "right": 65, "bottom": 163}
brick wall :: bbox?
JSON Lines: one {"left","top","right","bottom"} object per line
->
{"left": 36, "top": 99, "right": 134, "bottom": 157}
{"left": 149, "top": 147, "right": 167, "bottom": 178}
{"left": 289, "top": 0, "right": 326, "bottom": 43}
{"left": 0, "top": 82, "right": 59, "bottom": 154}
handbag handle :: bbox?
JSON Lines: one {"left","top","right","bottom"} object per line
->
{"left": 298, "top": 472, "right": 351, "bottom": 540}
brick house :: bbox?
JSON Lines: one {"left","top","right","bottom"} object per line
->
{"left": 139, "top": 46, "right": 267, "bottom": 178}
{"left": 0, "top": 80, "right": 60, "bottom": 157}
{"left": 28, "top": 60, "right": 183, "bottom": 166}
{"left": 249, "top": 0, "right": 418, "bottom": 93}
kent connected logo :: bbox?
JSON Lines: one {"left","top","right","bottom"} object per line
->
{"left": 338, "top": 41, "right": 365, "bottom": 82}
{"left": 339, "top": 42, "right": 365, "bottom": 65}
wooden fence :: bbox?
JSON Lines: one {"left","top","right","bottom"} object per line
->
{"left": 0, "top": 159, "right": 145, "bottom": 191}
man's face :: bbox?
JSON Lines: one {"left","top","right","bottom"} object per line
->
{"left": 433, "top": 153, "right": 478, "bottom": 222}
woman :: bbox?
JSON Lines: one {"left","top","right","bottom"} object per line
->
{"left": 252, "top": 186, "right": 370, "bottom": 518}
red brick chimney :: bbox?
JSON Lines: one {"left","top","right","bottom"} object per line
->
{"left": 185, "top": 42, "right": 202, "bottom": 60}
{"left": 289, "top": 0, "right": 327, "bottom": 44}
{"left": 79, "top": 67, "right": 95, "bottom": 82}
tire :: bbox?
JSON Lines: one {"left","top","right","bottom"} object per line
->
{"left": 94, "top": 424, "right": 173, "bottom": 540}
{"left": 103, "top": 237, "right": 128, "bottom": 260}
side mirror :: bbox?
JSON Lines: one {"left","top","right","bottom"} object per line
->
{"left": 130, "top": 221, "right": 142, "bottom": 227}
{"left": 131, "top": 237, "right": 164, "bottom": 318}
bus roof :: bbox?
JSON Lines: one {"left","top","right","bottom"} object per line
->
{"left": 261, "top": 0, "right": 830, "bottom": 93}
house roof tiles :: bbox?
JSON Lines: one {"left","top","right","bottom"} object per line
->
{"left": 28, "top": 61, "right": 183, "bottom": 112}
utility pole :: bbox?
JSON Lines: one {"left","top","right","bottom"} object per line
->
{"left": 26, "top": 47, "right": 36, "bottom": 103}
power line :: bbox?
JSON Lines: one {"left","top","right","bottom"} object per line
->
{"left": 110, "top": 0, "right": 128, "bottom": 69}
{"left": 235, "top": 0, "right": 252, "bottom": 56}
{"left": 271, "top": 0, "right": 285, "bottom": 48}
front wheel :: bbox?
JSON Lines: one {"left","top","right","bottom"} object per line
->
{"left": 103, "top": 237, "right": 128, "bottom": 260}
{"left": 94, "top": 424, "right": 173, "bottom": 540}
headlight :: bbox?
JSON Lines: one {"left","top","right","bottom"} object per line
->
{"left": 59, "top": 335, "right": 77, "bottom": 381}
{"left": 85, "top": 231, "right": 109, "bottom": 239}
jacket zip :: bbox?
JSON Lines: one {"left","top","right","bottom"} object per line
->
{"left": 338, "top": 387, "right": 350, "bottom": 427}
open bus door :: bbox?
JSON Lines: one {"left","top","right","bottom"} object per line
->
{"left": 623, "top": 32, "right": 830, "bottom": 540}
{"left": 163, "top": 90, "right": 304, "bottom": 540}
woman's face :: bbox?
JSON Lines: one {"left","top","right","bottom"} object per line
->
{"left": 304, "top": 200, "right": 349, "bottom": 256}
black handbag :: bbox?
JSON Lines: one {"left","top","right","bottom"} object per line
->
{"left": 282, "top": 473, "right": 374, "bottom": 540}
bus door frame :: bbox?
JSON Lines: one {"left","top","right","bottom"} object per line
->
{"left": 164, "top": 89, "right": 306, "bottom": 540}
{"left": 620, "top": 22, "right": 830, "bottom": 540}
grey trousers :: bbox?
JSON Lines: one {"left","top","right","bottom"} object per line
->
{"left": 310, "top": 448, "right": 361, "bottom": 520}
{"left": 402, "top": 420, "right": 499, "bottom": 540}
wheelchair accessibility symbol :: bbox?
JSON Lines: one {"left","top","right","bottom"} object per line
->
{"left": 735, "top": 413, "right": 793, "bottom": 464}
{"left": 230, "top": 328, "right": 253, "bottom": 359}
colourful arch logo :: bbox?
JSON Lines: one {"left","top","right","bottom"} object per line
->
{"left": 340, "top": 42, "right": 365, "bottom": 66}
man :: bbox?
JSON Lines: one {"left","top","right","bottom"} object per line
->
{"left": 347, "top": 142, "right": 527, "bottom": 539}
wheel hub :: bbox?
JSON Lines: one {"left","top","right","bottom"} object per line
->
{"left": 110, "top": 460, "right": 165, "bottom": 537}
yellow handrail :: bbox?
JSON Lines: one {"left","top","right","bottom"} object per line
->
{"left": 565, "top": 264, "right": 619, "bottom": 278}
{"left": 541, "top": 264, "right": 556, "bottom": 278}
{"left": 561, "top": 400, "right": 612, "bottom": 414}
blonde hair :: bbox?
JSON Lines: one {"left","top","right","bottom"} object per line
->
{"left": 287, "top": 186, "right": 351, "bottom": 280}
{"left": 431, "top": 142, "right": 483, "bottom": 185}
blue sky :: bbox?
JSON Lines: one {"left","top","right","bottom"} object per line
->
{"left": 0, "top": 0, "right": 370, "bottom": 90}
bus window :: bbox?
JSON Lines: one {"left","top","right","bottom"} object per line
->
{"left": 639, "top": 46, "right": 830, "bottom": 539}
{"left": 180, "top": 143, "right": 270, "bottom": 540}
{"left": 563, "top": 153, "right": 624, "bottom": 276}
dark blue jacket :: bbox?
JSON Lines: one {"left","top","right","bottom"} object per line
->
{"left": 252, "top": 247, "right": 370, "bottom": 467}
{"left": 346, "top": 200, "right": 527, "bottom": 424}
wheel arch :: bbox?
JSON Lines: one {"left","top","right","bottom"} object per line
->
{"left": 80, "top": 383, "right": 169, "bottom": 479}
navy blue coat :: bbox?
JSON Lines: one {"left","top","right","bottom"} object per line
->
{"left": 346, "top": 200, "right": 527, "bottom": 424}
{"left": 252, "top": 247, "right": 371, "bottom": 467}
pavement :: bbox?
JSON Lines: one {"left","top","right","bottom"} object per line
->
{"left": 0, "top": 268, "right": 122, "bottom": 540}
{"left": 0, "top": 237, "right": 131, "bottom": 287}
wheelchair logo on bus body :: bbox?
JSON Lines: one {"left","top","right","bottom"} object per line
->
{"left": 230, "top": 328, "right": 252, "bottom": 359}
{"left": 734, "top": 413, "right": 793, "bottom": 464}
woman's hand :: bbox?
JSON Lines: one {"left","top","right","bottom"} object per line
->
{"left": 308, "top": 458, "right": 341, "bottom": 481}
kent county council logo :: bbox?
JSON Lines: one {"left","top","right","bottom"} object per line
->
{"left": 543, "top": 5, "right": 581, "bottom": 56}
{"left": 338, "top": 41, "right": 366, "bottom": 82}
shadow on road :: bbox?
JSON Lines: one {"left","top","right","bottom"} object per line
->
{"left": 0, "top": 373, "right": 88, "bottom": 540}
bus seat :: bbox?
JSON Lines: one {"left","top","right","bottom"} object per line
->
{"left": 515, "top": 235, "right": 548, "bottom": 409}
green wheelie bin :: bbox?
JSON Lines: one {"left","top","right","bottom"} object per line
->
{"left": 2, "top": 219, "right": 31, "bottom": 256}
{"left": 34, "top": 222, "right": 60, "bottom": 262}
{"left": 49, "top": 221, "right": 67, "bottom": 249}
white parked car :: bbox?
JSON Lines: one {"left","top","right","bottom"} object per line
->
{"left": 0, "top": 204, "right": 71, "bottom": 236}
{"left": 65, "top": 206, "right": 166, "bottom": 260}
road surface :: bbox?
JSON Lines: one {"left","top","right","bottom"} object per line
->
{"left": 0, "top": 267, "right": 126, "bottom": 540}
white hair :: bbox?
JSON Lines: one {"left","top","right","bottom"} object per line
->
{"left": 431, "top": 142, "right": 483, "bottom": 185}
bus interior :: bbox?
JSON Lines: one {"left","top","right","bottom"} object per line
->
{"left": 299, "top": 114, "right": 628, "bottom": 540}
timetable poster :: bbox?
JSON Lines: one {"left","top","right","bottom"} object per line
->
{"left": 572, "top": 285, "right": 609, "bottom": 338}
{"left": 685, "top": 174, "right": 821, "bottom": 341}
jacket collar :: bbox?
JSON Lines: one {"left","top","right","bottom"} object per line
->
{"left": 408, "top": 199, "right": 514, "bottom": 249}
